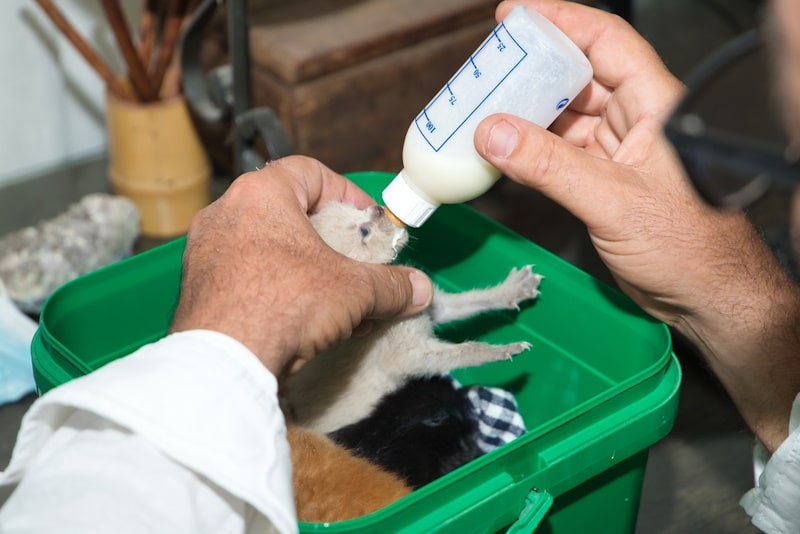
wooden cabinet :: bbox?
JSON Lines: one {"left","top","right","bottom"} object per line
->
{"left": 200, "top": 0, "right": 499, "bottom": 174}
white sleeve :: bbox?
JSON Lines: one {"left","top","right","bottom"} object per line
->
{"left": 0, "top": 330, "right": 297, "bottom": 534}
{"left": 740, "top": 392, "right": 800, "bottom": 533}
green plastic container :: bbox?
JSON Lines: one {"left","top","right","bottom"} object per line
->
{"left": 32, "top": 171, "right": 680, "bottom": 533}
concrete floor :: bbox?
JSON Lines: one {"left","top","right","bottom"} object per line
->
{"left": 0, "top": 0, "right": 790, "bottom": 532}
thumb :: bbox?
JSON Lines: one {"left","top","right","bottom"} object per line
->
{"left": 361, "top": 264, "right": 433, "bottom": 320}
{"left": 475, "top": 114, "right": 629, "bottom": 228}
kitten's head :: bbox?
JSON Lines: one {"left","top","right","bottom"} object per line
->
{"left": 310, "top": 202, "right": 408, "bottom": 264}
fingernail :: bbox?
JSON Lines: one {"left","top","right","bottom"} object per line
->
{"left": 487, "top": 120, "right": 519, "bottom": 159}
{"left": 409, "top": 270, "right": 433, "bottom": 308}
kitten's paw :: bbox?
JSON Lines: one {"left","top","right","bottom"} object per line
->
{"left": 450, "top": 340, "right": 532, "bottom": 368}
{"left": 504, "top": 341, "right": 532, "bottom": 359}
{"left": 500, "top": 265, "right": 543, "bottom": 309}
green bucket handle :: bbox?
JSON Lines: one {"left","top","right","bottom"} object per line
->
{"left": 506, "top": 489, "right": 553, "bottom": 533}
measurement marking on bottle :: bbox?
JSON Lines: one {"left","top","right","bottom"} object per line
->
{"left": 415, "top": 22, "right": 527, "bottom": 152}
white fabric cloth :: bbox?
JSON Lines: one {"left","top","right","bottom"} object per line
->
{"left": 0, "top": 330, "right": 297, "bottom": 534}
{"left": 741, "top": 392, "right": 800, "bottom": 533}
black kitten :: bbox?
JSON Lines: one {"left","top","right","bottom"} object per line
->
{"left": 329, "top": 375, "right": 482, "bottom": 489}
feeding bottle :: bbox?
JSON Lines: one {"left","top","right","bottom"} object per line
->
{"left": 382, "top": 6, "right": 593, "bottom": 227}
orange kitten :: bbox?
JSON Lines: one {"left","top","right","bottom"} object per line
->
{"left": 287, "top": 425, "right": 412, "bottom": 523}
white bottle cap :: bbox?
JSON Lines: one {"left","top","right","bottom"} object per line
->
{"left": 382, "top": 171, "right": 439, "bottom": 227}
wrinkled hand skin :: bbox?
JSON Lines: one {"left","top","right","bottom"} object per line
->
{"left": 477, "top": 0, "right": 800, "bottom": 452}
{"left": 170, "top": 156, "right": 432, "bottom": 378}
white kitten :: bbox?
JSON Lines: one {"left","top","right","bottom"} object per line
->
{"left": 283, "top": 202, "right": 542, "bottom": 433}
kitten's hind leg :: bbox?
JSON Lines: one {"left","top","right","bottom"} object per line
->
{"left": 411, "top": 339, "right": 531, "bottom": 376}
{"left": 430, "top": 265, "right": 542, "bottom": 325}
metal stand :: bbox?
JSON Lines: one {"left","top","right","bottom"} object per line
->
{"left": 179, "top": 0, "right": 292, "bottom": 177}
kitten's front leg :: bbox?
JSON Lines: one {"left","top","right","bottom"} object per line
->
{"left": 430, "top": 265, "right": 542, "bottom": 325}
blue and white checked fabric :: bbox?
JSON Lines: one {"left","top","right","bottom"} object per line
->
{"left": 448, "top": 375, "right": 527, "bottom": 453}
{"left": 464, "top": 385, "right": 527, "bottom": 452}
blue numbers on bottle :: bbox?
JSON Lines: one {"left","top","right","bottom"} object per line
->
{"left": 415, "top": 20, "right": 527, "bottom": 152}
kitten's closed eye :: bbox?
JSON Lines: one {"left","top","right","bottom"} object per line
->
{"left": 310, "top": 202, "right": 408, "bottom": 264}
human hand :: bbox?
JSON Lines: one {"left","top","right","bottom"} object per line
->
{"left": 170, "top": 156, "right": 433, "bottom": 377}
{"left": 476, "top": 0, "right": 765, "bottom": 327}
{"left": 475, "top": 0, "right": 800, "bottom": 452}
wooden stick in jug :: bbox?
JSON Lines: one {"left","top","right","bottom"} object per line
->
{"left": 99, "top": 0, "right": 158, "bottom": 102}
{"left": 34, "top": 0, "right": 132, "bottom": 100}
{"left": 150, "top": 0, "right": 189, "bottom": 97}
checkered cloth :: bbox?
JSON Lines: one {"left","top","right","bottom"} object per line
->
{"left": 448, "top": 376, "right": 527, "bottom": 453}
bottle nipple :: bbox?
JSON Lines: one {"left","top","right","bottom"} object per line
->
{"left": 384, "top": 206, "right": 406, "bottom": 228}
